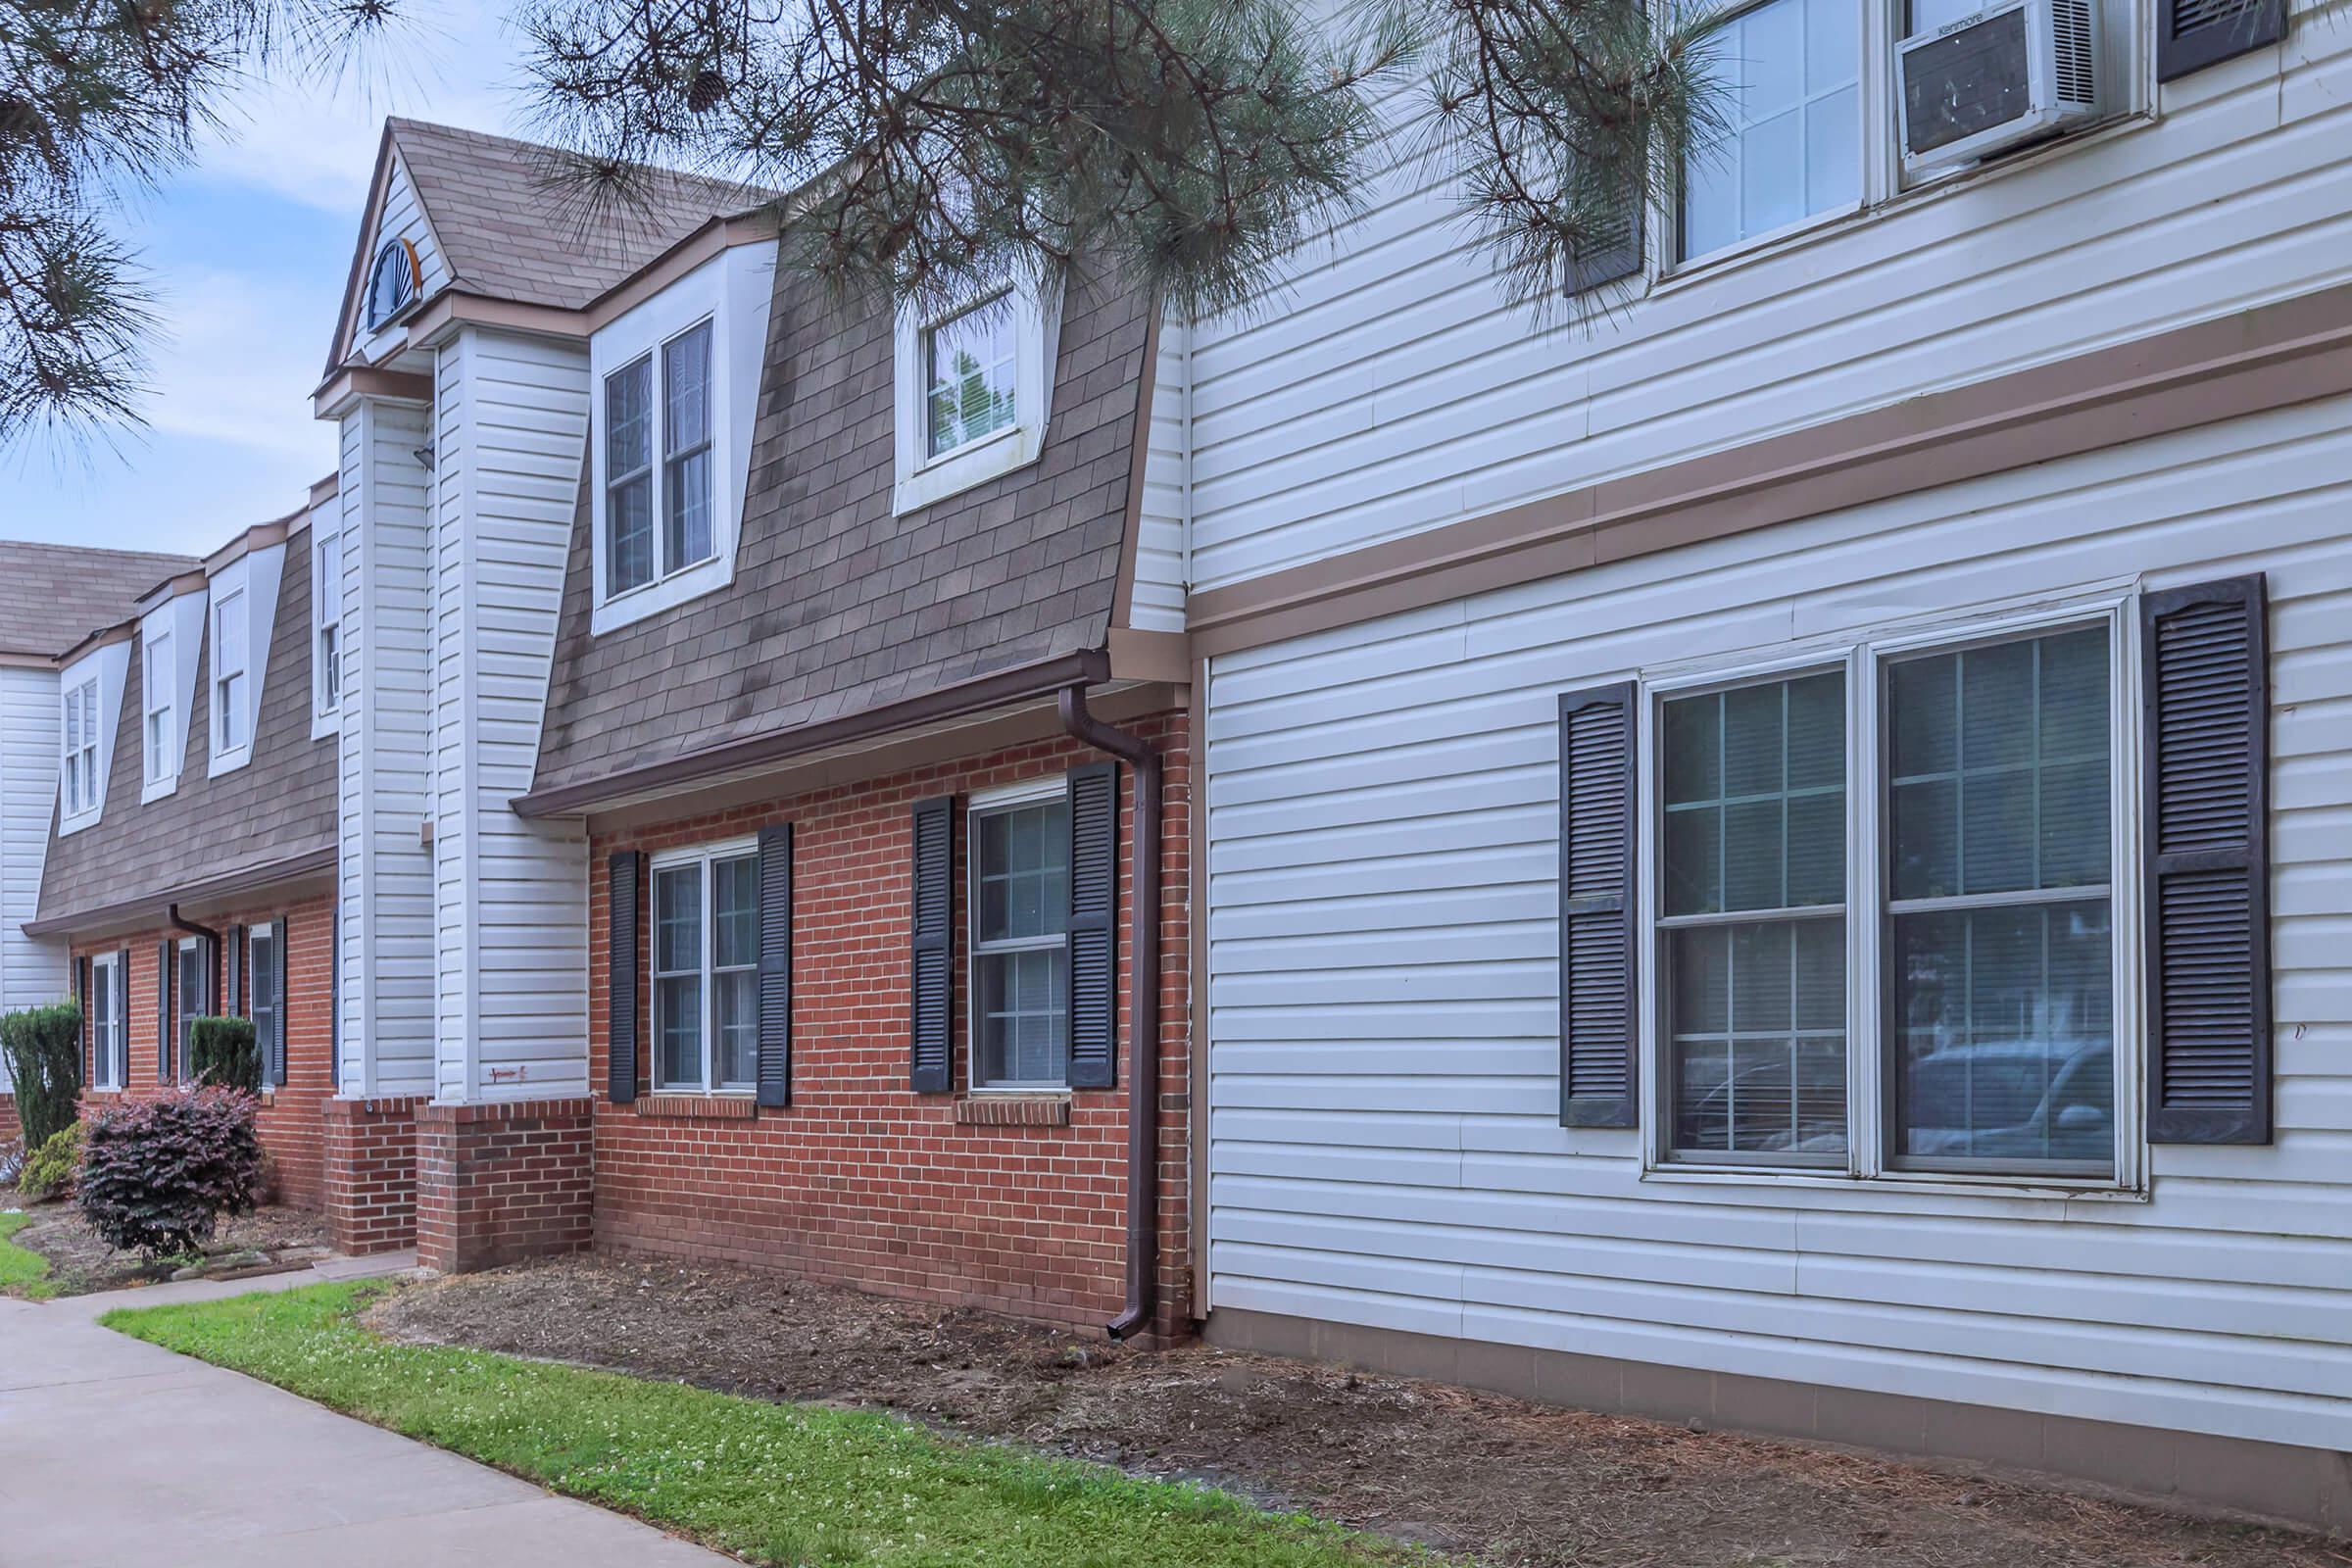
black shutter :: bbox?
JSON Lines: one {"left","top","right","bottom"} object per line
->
{"left": 203, "top": 936, "right": 217, "bottom": 1015}
{"left": 76, "top": 956, "right": 91, "bottom": 1081}
{"left": 1559, "top": 683, "right": 1640, "bottom": 1128}
{"left": 269, "top": 917, "right": 289, "bottom": 1090}
{"left": 609, "top": 852, "right": 642, "bottom": 1103}
{"left": 115, "top": 948, "right": 129, "bottom": 1089}
{"left": 2142, "top": 575, "right": 2272, "bottom": 1146}
{"left": 756, "top": 824, "right": 794, "bottom": 1107}
{"left": 226, "top": 924, "right": 245, "bottom": 1016}
{"left": 1065, "top": 763, "right": 1119, "bottom": 1090}
{"left": 2158, "top": 0, "right": 2282, "bottom": 80}
{"left": 909, "top": 796, "right": 956, "bottom": 1094}
{"left": 1569, "top": 199, "right": 1643, "bottom": 296}
{"left": 156, "top": 940, "right": 172, "bottom": 1083}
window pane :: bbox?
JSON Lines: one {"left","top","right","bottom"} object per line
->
{"left": 927, "top": 302, "right": 1018, "bottom": 457}
{"left": 975, "top": 800, "right": 1070, "bottom": 943}
{"left": 665, "top": 449, "right": 712, "bottom": 569}
{"left": 1662, "top": 672, "right": 1843, "bottom": 917}
{"left": 609, "top": 475, "right": 655, "bottom": 594}
{"left": 654, "top": 864, "right": 702, "bottom": 975}
{"left": 664, "top": 323, "right": 710, "bottom": 455}
{"left": 657, "top": 974, "right": 703, "bottom": 1088}
{"left": 978, "top": 947, "right": 1067, "bottom": 1085}
{"left": 1892, "top": 900, "right": 2114, "bottom": 1169}
{"left": 1669, "top": 917, "right": 1846, "bottom": 1158}
{"left": 715, "top": 969, "right": 758, "bottom": 1088}
{"left": 607, "top": 357, "right": 652, "bottom": 474}
{"left": 607, "top": 356, "right": 656, "bottom": 594}
{"left": 1682, "top": 0, "right": 1859, "bottom": 260}
{"left": 1888, "top": 628, "right": 2111, "bottom": 901}
{"left": 711, "top": 855, "right": 760, "bottom": 970}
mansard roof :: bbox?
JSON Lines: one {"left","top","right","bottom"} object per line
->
{"left": 521, "top": 268, "right": 1156, "bottom": 815}
{"left": 0, "top": 543, "right": 196, "bottom": 661}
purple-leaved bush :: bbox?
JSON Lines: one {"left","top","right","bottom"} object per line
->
{"left": 77, "top": 1088, "right": 264, "bottom": 1259}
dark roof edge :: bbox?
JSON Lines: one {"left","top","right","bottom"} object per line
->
{"left": 514, "top": 649, "right": 1110, "bottom": 819}
{"left": 24, "top": 843, "right": 336, "bottom": 939}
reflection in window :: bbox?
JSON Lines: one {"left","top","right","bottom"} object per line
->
{"left": 971, "top": 795, "right": 1070, "bottom": 1087}
{"left": 926, "top": 300, "right": 1018, "bottom": 458}
{"left": 1681, "top": 0, "right": 1860, "bottom": 260}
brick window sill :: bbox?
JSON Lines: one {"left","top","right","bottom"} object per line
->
{"left": 954, "top": 1095, "right": 1071, "bottom": 1128}
{"left": 632, "top": 1095, "right": 759, "bottom": 1121}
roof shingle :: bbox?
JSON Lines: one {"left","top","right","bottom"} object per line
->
{"left": 0, "top": 542, "right": 196, "bottom": 660}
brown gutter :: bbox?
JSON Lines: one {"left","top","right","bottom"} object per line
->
{"left": 1057, "top": 682, "right": 1162, "bottom": 1342}
{"left": 166, "top": 904, "right": 222, "bottom": 959}
{"left": 512, "top": 649, "right": 1110, "bottom": 819}
{"left": 23, "top": 844, "right": 336, "bottom": 940}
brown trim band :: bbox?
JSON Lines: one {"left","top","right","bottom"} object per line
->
{"left": 313, "top": 366, "right": 436, "bottom": 420}
{"left": 24, "top": 843, "right": 337, "bottom": 940}
{"left": 512, "top": 649, "right": 1112, "bottom": 819}
{"left": 1190, "top": 281, "right": 2352, "bottom": 658}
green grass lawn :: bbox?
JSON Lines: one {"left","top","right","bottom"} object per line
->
{"left": 0, "top": 1210, "right": 56, "bottom": 1298}
{"left": 106, "top": 1283, "right": 1429, "bottom": 1568}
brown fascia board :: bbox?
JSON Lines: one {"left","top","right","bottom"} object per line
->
{"left": 23, "top": 844, "right": 336, "bottom": 941}
{"left": 512, "top": 648, "right": 1112, "bottom": 819}
{"left": 310, "top": 470, "right": 340, "bottom": 508}
{"left": 323, "top": 122, "right": 403, "bottom": 381}
{"left": 51, "top": 619, "right": 137, "bottom": 669}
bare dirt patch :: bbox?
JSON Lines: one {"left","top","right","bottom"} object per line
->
{"left": 368, "top": 1252, "right": 2328, "bottom": 1568}
{"left": 0, "top": 1192, "right": 329, "bottom": 1297}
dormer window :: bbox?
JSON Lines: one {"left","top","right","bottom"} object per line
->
{"left": 62, "top": 676, "right": 99, "bottom": 817}
{"left": 606, "top": 319, "right": 716, "bottom": 598}
{"left": 893, "top": 281, "right": 1059, "bottom": 515}
{"left": 366, "top": 236, "right": 421, "bottom": 328}
{"left": 314, "top": 528, "right": 342, "bottom": 722}
{"left": 213, "top": 586, "right": 248, "bottom": 756}
{"left": 144, "top": 631, "right": 175, "bottom": 784}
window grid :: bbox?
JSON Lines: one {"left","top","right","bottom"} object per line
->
{"left": 604, "top": 317, "right": 718, "bottom": 604}
{"left": 63, "top": 678, "right": 98, "bottom": 816}
{"left": 176, "top": 940, "right": 205, "bottom": 1084}
{"left": 213, "top": 589, "right": 248, "bottom": 756}
{"left": 90, "top": 955, "right": 122, "bottom": 1091}
{"left": 969, "top": 793, "right": 1071, "bottom": 1089}
{"left": 926, "top": 297, "right": 1019, "bottom": 460}
{"left": 146, "top": 633, "right": 174, "bottom": 782}
{"left": 662, "top": 322, "right": 715, "bottom": 574}
{"left": 650, "top": 845, "right": 760, "bottom": 1094}
{"left": 606, "top": 354, "right": 656, "bottom": 597}
{"left": 250, "top": 928, "right": 277, "bottom": 1086}
{"left": 315, "top": 532, "right": 342, "bottom": 715}
{"left": 1680, "top": 0, "right": 1860, "bottom": 263}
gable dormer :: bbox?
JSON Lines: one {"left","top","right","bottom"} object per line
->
{"left": 323, "top": 128, "right": 455, "bottom": 379}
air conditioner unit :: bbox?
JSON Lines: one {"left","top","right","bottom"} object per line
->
{"left": 1896, "top": 0, "right": 2099, "bottom": 175}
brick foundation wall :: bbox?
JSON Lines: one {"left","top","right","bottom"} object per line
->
{"left": 322, "top": 1097, "right": 422, "bottom": 1254}
{"left": 70, "top": 893, "right": 335, "bottom": 1211}
{"left": 415, "top": 1099, "right": 596, "bottom": 1274}
{"left": 589, "top": 709, "right": 1193, "bottom": 1338}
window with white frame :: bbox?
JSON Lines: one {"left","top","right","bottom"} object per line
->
{"left": 892, "top": 283, "right": 1058, "bottom": 514}
{"left": 144, "top": 631, "right": 175, "bottom": 784}
{"left": 651, "top": 839, "right": 760, "bottom": 1092}
{"left": 1649, "top": 609, "right": 2125, "bottom": 1182}
{"left": 1681, "top": 0, "right": 1860, "bottom": 262}
{"left": 176, "top": 937, "right": 208, "bottom": 1084}
{"left": 89, "top": 952, "right": 124, "bottom": 1091}
{"left": 968, "top": 784, "right": 1072, "bottom": 1088}
{"left": 926, "top": 295, "right": 1019, "bottom": 458}
{"left": 212, "top": 587, "right": 248, "bottom": 756}
{"left": 250, "top": 925, "right": 277, "bottom": 1086}
{"left": 314, "top": 530, "right": 342, "bottom": 718}
{"left": 606, "top": 318, "right": 716, "bottom": 600}
{"left": 62, "top": 676, "right": 99, "bottom": 817}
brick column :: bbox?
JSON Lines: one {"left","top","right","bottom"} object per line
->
{"left": 322, "top": 1097, "right": 423, "bottom": 1255}
{"left": 415, "top": 1098, "right": 594, "bottom": 1274}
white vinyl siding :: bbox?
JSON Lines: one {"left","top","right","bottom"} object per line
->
{"left": 1129, "top": 312, "right": 1190, "bottom": 634}
{"left": 1201, "top": 390, "right": 2352, "bottom": 1454}
{"left": 0, "top": 665, "right": 69, "bottom": 1081}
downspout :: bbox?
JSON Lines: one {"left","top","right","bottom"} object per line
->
{"left": 166, "top": 904, "right": 222, "bottom": 958}
{"left": 1058, "top": 683, "right": 1162, "bottom": 1341}
{"left": 167, "top": 904, "right": 223, "bottom": 1014}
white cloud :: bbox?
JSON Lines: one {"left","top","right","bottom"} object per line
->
{"left": 142, "top": 270, "right": 343, "bottom": 467}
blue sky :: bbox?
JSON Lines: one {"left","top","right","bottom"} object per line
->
{"left": 2, "top": 2, "right": 520, "bottom": 555}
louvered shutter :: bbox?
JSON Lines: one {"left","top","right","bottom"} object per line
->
{"left": 156, "top": 940, "right": 172, "bottom": 1083}
{"left": 1065, "top": 763, "right": 1119, "bottom": 1090}
{"left": 226, "top": 924, "right": 245, "bottom": 1016}
{"left": 1558, "top": 683, "right": 1640, "bottom": 1128}
{"left": 909, "top": 796, "right": 956, "bottom": 1094}
{"left": 76, "top": 956, "right": 91, "bottom": 1082}
{"left": 1569, "top": 200, "right": 1643, "bottom": 296}
{"left": 115, "top": 948, "right": 128, "bottom": 1089}
{"left": 2142, "top": 575, "right": 2272, "bottom": 1145}
{"left": 756, "top": 824, "right": 794, "bottom": 1107}
{"left": 268, "top": 917, "right": 289, "bottom": 1089}
{"left": 2158, "top": 0, "right": 2282, "bottom": 80}
{"left": 609, "top": 852, "right": 642, "bottom": 1103}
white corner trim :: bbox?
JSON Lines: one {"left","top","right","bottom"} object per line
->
{"left": 587, "top": 242, "right": 776, "bottom": 638}
{"left": 891, "top": 280, "right": 1063, "bottom": 517}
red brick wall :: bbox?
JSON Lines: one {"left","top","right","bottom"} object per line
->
{"left": 588, "top": 709, "right": 1193, "bottom": 1338}
{"left": 70, "top": 894, "right": 335, "bottom": 1211}
{"left": 415, "top": 1099, "right": 595, "bottom": 1273}
{"left": 322, "top": 1097, "right": 422, "bottom": 1254}
{"left": 0, "top": 1095, "right": 18, "bottom": 1149}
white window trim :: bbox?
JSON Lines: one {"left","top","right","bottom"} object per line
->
{"left": 1632, "top": 586, "right": 2145, "bottom": 1201}
{"left": 205, "top": 546, "right": 283, "bottom": 779}
{"left": 142, "top": 631, "right": 175, "bottom": 791}
{"left": 1653, "top": 0, "right": 2151, "bottom": 284}
{"left": 588, "top": 244, "right": 775, "bottom": 637}
{"left": 89, "top": 951, "right": 124, "bottom": 1092}
{"left": 175, "top": 935, "right": 204, "bottom": 1086}
{"left": 965, "top": 774, "right": 1073, "bottom": 1093}
{"left": 56, "top": 643, "right": 125, "bottom": 837}
{"left": 647, "top": 834, "right": 761, "bottom": 1097}
{"left": 312, "top": 525, "right": 343, "bottom": 739}
{"left": 892, "top": 281, "right": 1062, "bottom": 517}
{"left": 138, "top": 590, "right": 205, "bottom": 804}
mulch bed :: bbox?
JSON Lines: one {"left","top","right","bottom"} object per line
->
{"left": 368, "top": 1252, "right": 2331, "bottom": 1568}
{"left": 0, "top": 1190, "right": 330, "bottom": 1297}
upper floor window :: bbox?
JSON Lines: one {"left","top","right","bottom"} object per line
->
{"left": 651, "top": 838, "right": 760, "bottom": 1093}
{"left": 314, "top": 529, "right": 342, "bottom": 719}
{"left": 62, "top": 676, "right": 99, "bottom": 817}
{"left": 144, "top": 631, "right": 175, "bottom": 784}
{"left": 1681, "top": 0, "right": 1860, "bottom": 262}
{"left": 212, "top": 587, "right": 248, "bottom": 756}
{"left": 892, "top": 282, "right": 1060, "bottom": 515}
{"left": 606, "top": 318, "right": 716, "bottom": 599}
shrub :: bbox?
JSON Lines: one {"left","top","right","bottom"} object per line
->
{"left": 0, "top": 1003, "right": 84, "bottom": 1152}
{"left": 0, "top": 1137, "right": 22, "bottom": 1187}
{"left": 78, "top": 1090, "right": 263, "bottom": 1259}
{"left": 18, "top": 1122, "right": 84, "bottom": 1200}
{"left": 187, "top": 1016, "right": 261, "bottom": 1092}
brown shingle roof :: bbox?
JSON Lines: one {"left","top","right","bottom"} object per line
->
{"left": 388, "top": 118, "right": 769, "bottom": 311}
{"left": 0, "top": 542, "right": 196, "bottom": 660}
{"left": 525, "top": 268, "right": 1153, "bottom": 810}
{"left": 33, "top": 537, "right": 336, "bottom": 931}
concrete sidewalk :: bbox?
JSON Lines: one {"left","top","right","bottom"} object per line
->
{"left": 0, "top": 1257, "right": 731, "bottom": 1566}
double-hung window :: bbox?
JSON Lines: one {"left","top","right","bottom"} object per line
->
{"left": 249, "top": 925, "right": 278, "bottom": 1087}
{"left": 926, "top": 295, "right": 1020, "bottom": 459}
{"left": 89, "top": 952, "right": 123, "bottom": 1091}
{"left": 62, "top": 677, "right": 99, "bottom": 817}
{"left": 176, "top": 938, "right": 208, "bottom": 1084}
{"left": 1648, "top": 606, "right": 2127, "bottom": 1184}
{"left": 651, "top": 839, "right": 760, "bottom": 1093}
{"left": 606, "top": 318, "right": 716, "bottom": 599}
{"left": 968, "top": 784, "right": 1072, "bottom": 1088}
{"left": 1680, "top": 0, "right": 1860, "bottom": 263}
{"left": 145, "top": 632, "right": 175, "bottom": 783}
{"left": 212, "top": 588, "right": 248, "bottom": 756}
{"left": 314, "top": 530, "right": 342, "bottom": 718}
